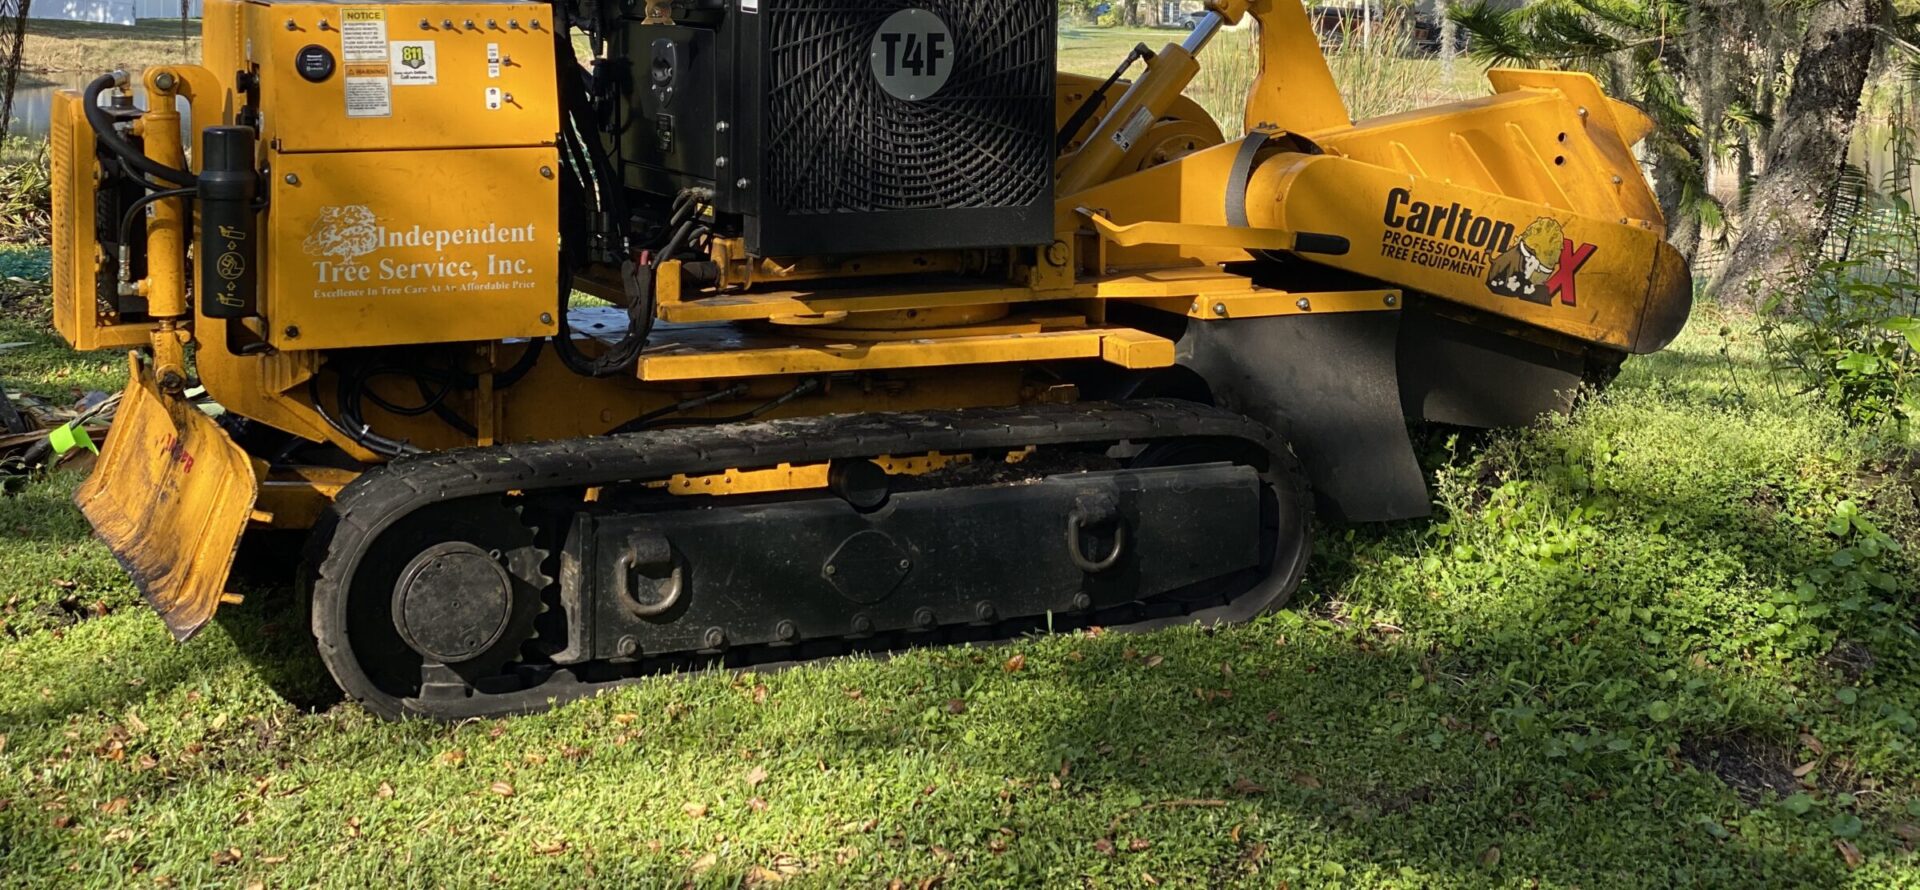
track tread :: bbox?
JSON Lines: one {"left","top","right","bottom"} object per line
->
{"left": 305, "top": 400, "right": 1304, "bottom": 721}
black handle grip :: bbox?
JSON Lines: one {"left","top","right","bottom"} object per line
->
{"left": 1292, "top": 232, "right": 1351, "bottom": 256}
{"left": 198, "top": 126, "right": 260, "bottom": 320}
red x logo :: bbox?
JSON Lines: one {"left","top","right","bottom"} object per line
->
{"left": 1544, "top": 240, "right": 1598, "bottom": 306}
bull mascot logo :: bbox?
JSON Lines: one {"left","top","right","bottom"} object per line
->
{"left": 1485, "top": 217, "right": 1597, "bottom": 307}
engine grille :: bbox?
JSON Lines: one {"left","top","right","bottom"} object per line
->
{"left": 761, "top": 0, "right": 1054, "bottom": 217}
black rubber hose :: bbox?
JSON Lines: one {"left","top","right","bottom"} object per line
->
{"left": 83, "top": 74, "right": 197, "bottom": 188}
{"left": 493, "top": 340, "right": 543, "bottom": 390}
{"left": 116, "top": 186, "right": 195, "bottom": 252}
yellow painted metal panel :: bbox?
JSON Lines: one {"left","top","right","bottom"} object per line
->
{"left": 50, "top": 92, "right": 154, "bottom": 351}
{"left": 265, "top": 146, "right": 561, "bottom": 350}
{"left": 251, "top": 0, "right": 558, "bottom": 153}
{"left": 636, "top": 328, "right": 1174, "bottom": 382}
{"left": 76, "top": 357, "right": 260, "bottom": 640}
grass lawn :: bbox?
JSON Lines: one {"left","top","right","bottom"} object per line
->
{"left": 15, "top": 19, "right": 201, "bottom": 87}
{"left": 1, "top": 19, "right": 1918, "bottom": 890}
{"left": 0, "top": 246, "right": 1917, "bottom": 885}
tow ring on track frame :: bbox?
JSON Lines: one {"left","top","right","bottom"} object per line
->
{"left": 1067, "top": 493, "right": 1128, "bottom": 573}
{"left": 618, "top": 535, "right": 686, "bottom": 618}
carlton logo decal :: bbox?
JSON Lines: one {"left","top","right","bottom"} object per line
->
{"left": 1378, "top": 188, "right": 1596, "bottom": 307}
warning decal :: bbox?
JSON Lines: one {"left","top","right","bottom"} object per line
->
{"left": 340, "top": 7, "right": 387, "bottom": 62}
{"left": 342, "top": 7, "right": 392, "bottom": 117}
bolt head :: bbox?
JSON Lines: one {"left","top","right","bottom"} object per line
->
{"left": 824, "top": 564, "right": 837, "bottom": 576}
{"left": 703, "top": 627, "right": 726, "bottom": 648}
{"left": 852, "top": 615, "right": 874, "bottom": 634}
{"left": 775, "top": 620, "right": 797, "bottom": 640}
{"left": 539, "top": 312, "right": 554, "bottom": 325}
{"left": 1212, "top": 302, "right": 1229, "bottom": 317}
{"left": 616, "top": 636, "right": 639, "bottom": 657}
{"left": 1296, "top": 298, "right": 1312, "bottom": 311}
{"left": 539, "top": 165, "right": 555, "bottom": 179}
{"left": 283, "top": 325, "right": 301, "bottom": 339}
{"left": 283, "top": 173, "right": 299, "bottom": 185}
{"left": 736, "top": 177, "right": 751, "bottom": 190}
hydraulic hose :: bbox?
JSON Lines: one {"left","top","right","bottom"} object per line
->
{"left": 82, "top": 74, "right": 197, "bottom": 189}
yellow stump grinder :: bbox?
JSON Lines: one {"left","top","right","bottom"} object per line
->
{"left": 47, "top": 0, "right": 1692, "bottom": 719}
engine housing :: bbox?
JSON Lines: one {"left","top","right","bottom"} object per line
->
{"left": 617, "top": 0, "right": 1058, "bottom": 256}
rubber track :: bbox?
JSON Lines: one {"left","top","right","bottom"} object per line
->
{"left": 306, "top": 399, "right": 1308, "bottom": 721}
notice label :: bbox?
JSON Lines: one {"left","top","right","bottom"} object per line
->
{"left": 390, "top": 40, "right": 437, "bottom": 85}
{"left": 742, "top": 0, "right": 758, "bottom": 11}
{"left": 345, "top": 66, "right": 392, "bottom": 118}
{"left": 340, "top": 7, "right": 388, "bottom": 62}
{"left": 486, "top": 42, "right": 501, "bottom": 78}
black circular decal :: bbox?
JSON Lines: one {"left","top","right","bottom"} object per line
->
{"left": 295, "top": 44, "right": 336, "bottom": 83}
{"left": 869, "top": 8, "right": 954, "bottom": 102}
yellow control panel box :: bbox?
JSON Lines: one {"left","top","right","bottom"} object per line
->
{"left": 249, "top": 0, "right": 559, "bottom": 152}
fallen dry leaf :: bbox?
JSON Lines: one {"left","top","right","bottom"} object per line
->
{"left": 683, "top": 802, "right": 710, "bottom": 819}
{"left": 133, "top": 754, "right": 158, "bottom": 772}
{"left": 533, "top": 840, "right": 569, "bottom": 855}
{"left": 1141, "top": 873, "right": 1159, "bottom": 886}
{"left": 1835, "top": 839, "right": 1864, "bottom": 870}
{"left": 126, "top": 713, "right": 148, "bottom": 734}
{"left": 437, "top": 749, "right": 466, "bottom": 767}
{"left": 212, "top": 848, "right": 243, "bottom": 866}
{"left": 1800, "top": 732, "right": 1825, "bottom": 755}
{"left": 1003, "top": 654, "right": 1026, "bottom": 673}
{"left": 1290, "top": 773, "right": 1322, "bottom": 789}
{"left": 376, "top": 782, "right": 394, "bottom": 800}
{"left": 748, "top": 797, "right": 769, "bottom": 812}
{"left": 259, "top": 855, "right": 288, "bottom": 864}
{"left": 98, "top": 798, "right": 128, "bottom": 816}
{"left": 1128, "top": 837, "right": 1151, "bottom": 852}
{"left": 1144, "top": 655, "right": 1165, "bottom": 668}
{"left": 243, "top": 881, "right": 264, "bottom": 890}
{"left": 690, "top": 852, "right": 718, "bottom": 873}
{"left": 747, "top": 865, "right": 788, "bottom": 885}
{"left": 1094, "top": 838, "right": 1115, "bottom": 856}
{"left": 1793, "top": 761, "right": 1819, "bottom": 778}
{"left": 613, "top": 713, "right": 638, "bottom": 726}
{"left": 1479, "top": 846, "right": 1501, "bottom": 869}
{"left": 1230, "top": 778, "right": 1265, "bottom": 795}
{"left": 945, "top": 699, "right": 966, "bottom": 715}
{"left": 488, "top": 781, "right": 515, "bottom": 797}
{"left": 746, "top": 765, "right": 770, "bottom": 787}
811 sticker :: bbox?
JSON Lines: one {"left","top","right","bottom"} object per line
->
{"left": 391, "top": 41, "right": 437, "bottom": 85}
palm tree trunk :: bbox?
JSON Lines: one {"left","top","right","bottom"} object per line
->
{"left": 1710, "top": 0, "right": 1882, "bottom": 307}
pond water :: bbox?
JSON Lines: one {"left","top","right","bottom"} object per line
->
{"left": 6, "top": 76, "right": 191, "bottom": 142}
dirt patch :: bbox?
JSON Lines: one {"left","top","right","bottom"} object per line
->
{"left": 1679, "top": 732, "right": 1801, "bottom": 806}
{"left": 1819, "top": 639, "right": 1877, "bottom": 684}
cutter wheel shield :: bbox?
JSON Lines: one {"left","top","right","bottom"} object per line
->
{"left": 305, "top": 401, "right": 1311, "bottom": 721}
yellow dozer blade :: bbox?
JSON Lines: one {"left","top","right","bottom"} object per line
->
{"left": 77, "top": 355, "right": 258, "bottom": 640}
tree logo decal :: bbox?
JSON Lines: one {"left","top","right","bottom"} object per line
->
{"left": 303, "top": 205, "right": 381, "bottom": 264}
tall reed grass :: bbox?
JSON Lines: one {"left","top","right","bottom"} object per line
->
{"left": 0, "top": 136, "right": 51, "bottom": 245}
{"left": 1185, "top": 18, "right": 1486, "bottom": 133}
